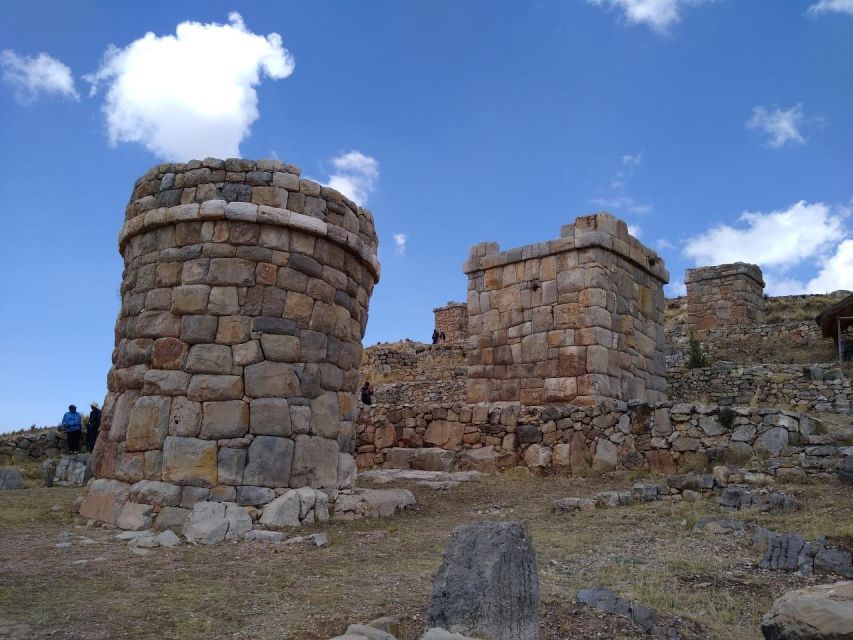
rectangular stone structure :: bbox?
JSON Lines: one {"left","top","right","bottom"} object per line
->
{"left": 433, "top": 302, "right": 468, "bottom": 344}
{"left": 685, "top": 262, "right": 765, "bottom": 333}
{"left": 464, "top": 212, "right": 669, "bottom": 406}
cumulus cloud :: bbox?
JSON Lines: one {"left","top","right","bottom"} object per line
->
{"left": 806, "top": 239, "right": 853, "bottom": 293}
{"left": 393, "top": 233, "right": 407, "bottom": 256}
{"left": 586, "top": 0, "right": 710, "bottom": 32}
{"left": 656, "top": 238, "right": 675, "bottom": 251}
{"left": 0, "top": 50, "right": 78, "bottom": 103}
{"left": 683, "top": 201, "right": 851, "bottom": 295}
{"left": 325, "top": 150, "right": 379, "bottom": 206}
{"left": 84, "top": 12, "right": 294, "bottom": 160}
{"left": 627, "top": 224, "right": 643, "bottom": 237}
{"left": 808, "top": 0, "right": 853, "bottom": 15}
{"left": 747, "top": 104, "right": 806, "bottom": 148}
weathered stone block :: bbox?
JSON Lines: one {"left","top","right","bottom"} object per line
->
{"left": 242, "top": 435, "right": 294, "bottom": 487}
{"left": 201, "top": 401, "right": 249, "bottom": 440}
{"left": 162, "top": 436, "right": 218, "bottom": 487}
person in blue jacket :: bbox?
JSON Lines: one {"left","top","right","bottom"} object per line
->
{"left": 60, "top": 404, "right": 83, "bottom": 453}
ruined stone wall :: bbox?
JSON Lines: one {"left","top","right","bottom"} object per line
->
{"left": 465, "top": 213, "right": 669, "bottom": 406}
{"left": 666, "top": 320, "right": 831, "bottom": 366}
{"left": 685, "top": 263, "right": 765, "bottom": 333}
{"left": 433, "top": 302, "right": 468, "bottom": 343}
{"left": 355, "top": 401, "right": 846, "bottom": 477}
{"left": 0, "top": 429, "right": 66, "bottom": 464}
{"left": 668, "top": 362, "right": 852, "bottom": 415}
{"left": 81, "top": 158, "right": 379, "bottom": 526}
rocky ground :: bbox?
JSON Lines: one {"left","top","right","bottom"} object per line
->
{"left": 1, "top": 470, "right": 851, "bottom": 639}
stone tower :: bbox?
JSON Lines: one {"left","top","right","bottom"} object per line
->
{"left": 464, "top": 212, "right": 668, "bottom": 406}
{"left": 80, "top": 158, "right": 379, "bottom": 526}
{"left": 433, "top": 302, "right": 468, "bottom": 343}
{"left": 685, "top": 262, "right": 765, "bottom": 333}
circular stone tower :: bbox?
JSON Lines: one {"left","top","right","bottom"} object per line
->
{"left": 80, "top": 158, "right": 379, "bottom": 526}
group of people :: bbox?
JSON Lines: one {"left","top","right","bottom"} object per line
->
{"left": 58, "top": 402, "right": 101, "bottom": 454}
{"left": 431, "top": 329, "right": 447, "bottom": 344}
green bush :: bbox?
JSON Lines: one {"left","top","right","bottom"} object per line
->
{"left": 687, "top": 335, "right": 710, "bottom": 369}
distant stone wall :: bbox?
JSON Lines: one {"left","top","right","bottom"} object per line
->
{"left": 666, "top": 320, "right": 831, "bottom": 366}
{"left": 355, "top": 401, "right": 847, "bottom": 476}
{"left": 0, "top": 428, "right": 67, "bottom": 463}
{"left": 686, "top": 262, "right": 765, "bottom": 333}
{"left": 465, "top": 213, "right": 669, "bottom": 406}
{"left": 668, "top": 362, "right": 852, "bottom": 415}
{"left": 80, "top": 158, "right": 380, "bottom": 526}
{"left": 433, "top": 302, "right": 468, "bottom": 343}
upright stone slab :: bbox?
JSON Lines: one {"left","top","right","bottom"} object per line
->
{"left": 433, "top": 302, "right": 468, "bottom": 343}
{"left": 464, "top": 212, "right": 669, "bottom": 405}
{"left": 427, "top": 520, "right": 540, "bottom": 640}
{"left": 685, "top": 262, "right": 765, "bottom": 333}
{"left": 82, "top": 158, "right": 380, "bottom": 524}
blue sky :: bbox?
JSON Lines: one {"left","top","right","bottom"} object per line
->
{"left": 1, "top": 0, "right": 851, "bottom": 431}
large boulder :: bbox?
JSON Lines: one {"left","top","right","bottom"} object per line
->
{"left": 182, "top": 501, "right": 252, "bottom": 544}
{"left": 761, "top": 581, "right": 853, "bottom": 639}
{"left": 0, "top": 467, "right": 24, "bottom": 490}
{"left": 426, "top": 520, "right": 539, "bottom": 640}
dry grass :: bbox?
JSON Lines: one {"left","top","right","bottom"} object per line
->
{"left": 0, "top": 473, "right": 851, "bottom": 640}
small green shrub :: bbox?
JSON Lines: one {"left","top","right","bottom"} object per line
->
{"left": 687, "top": 335, "right": 710, "bottom": 369}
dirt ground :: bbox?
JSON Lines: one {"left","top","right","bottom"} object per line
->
{"left": 1, "top": 472, "right": 851, "bottom": 640}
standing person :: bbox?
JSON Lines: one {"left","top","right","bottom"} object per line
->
{"left": 439, "top": 331, "right": 446, "bottom": 343}
{"left": 59, "top": 405, "right": 83, "bottom": 453}
{"left": 360, "top": 381, "right": 374, "bottom": 405}
{"left": 432, "top": 329, "right": 439, "bottom": 344}
{"left": 87, "top": 402, "right": 101, "bottom": 453}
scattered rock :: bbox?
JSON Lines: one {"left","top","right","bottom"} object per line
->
{"left": 0, "top": 468, "right": 24, "bottom": 490}
{"left": 576, "top": 587, "right": 682, "bottom": 639}
{"left": 182, "top": 501, "right": 251, "bottom": 545}
{"left": 427, "top": 520, "right": 539, "bottom": 640}
{"left": 284, "top": 532, "right": 327, "bottom": 547}
{"left": 761, "top": 581, "right": 853, "bottom": 640}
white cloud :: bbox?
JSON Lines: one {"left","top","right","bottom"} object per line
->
{"left": 656, "top": 238, "right": 675, "bottom": 251}
{"left": 622, "top": 152, "right": 643, "bottom": 166}
{"left": 393, "top": 233, "right": 407, "bottom": 256}
{"left": 683, "top": 201, "right": 851, "bottom": 295}
{"left": 84, "top": 13, "right": 294, "bottom": 160}
{"left": 808, "top": 0, "right": 853, "bottom": 15}
{"left": 747, "top": 104, "right": 806, "bottom": 148}
{"left": 684, "top": 201, "right": 845, "bottom": 269}
{"left": 666, "top": 280, "right": 687, "bottom": 297}
{"left": 591, "top": 195, "right": 653, "bottom": 215}
{"left": 586, "top": 0, "right": 709, "bottom": 32}
{"left": 0, "top": 50, "right": 78, "bottom": 103}
{"left": 325, "top": 150, "right": 379, "bottom": 206}
{"left": 806, "top": 239, "right": 853, "bottom": 293}
{"left": 627, "top": 224, "right": 642, "bottom": 237}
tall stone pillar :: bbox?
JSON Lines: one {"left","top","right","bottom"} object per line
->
{"left": 81, "top": 158, "right": 379, "bottom": 526}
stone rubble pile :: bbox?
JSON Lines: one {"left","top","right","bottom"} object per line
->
{"left": 694, "top": 519, "right": 853, "bottom": 579}
{"left": 551, "top": 469, "right": 800, "bottom": 514}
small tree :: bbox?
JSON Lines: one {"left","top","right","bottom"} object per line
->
{"left": 687, "top": 334, "right": 710, "bottom": 369}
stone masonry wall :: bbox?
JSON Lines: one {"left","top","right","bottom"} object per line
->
{"left": 433, "top": 302, "right": 468, "bottom": 343}
{"left": 668, "top": 362, "right": 852, "bottom": 415}
{"left": 685, "top": 263, "right": 765, "bottom": 334}
{"left": 464, "top": 213, "right": 669, "bottom": 406}
{"left": 666, "top": 319, "right": 830, "bottom": 366}
{"left": 80, "top": 158, "right": 379, "bottom": 526}
{"left": 356, "top": 401, "right": 848, "bottom": 477}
